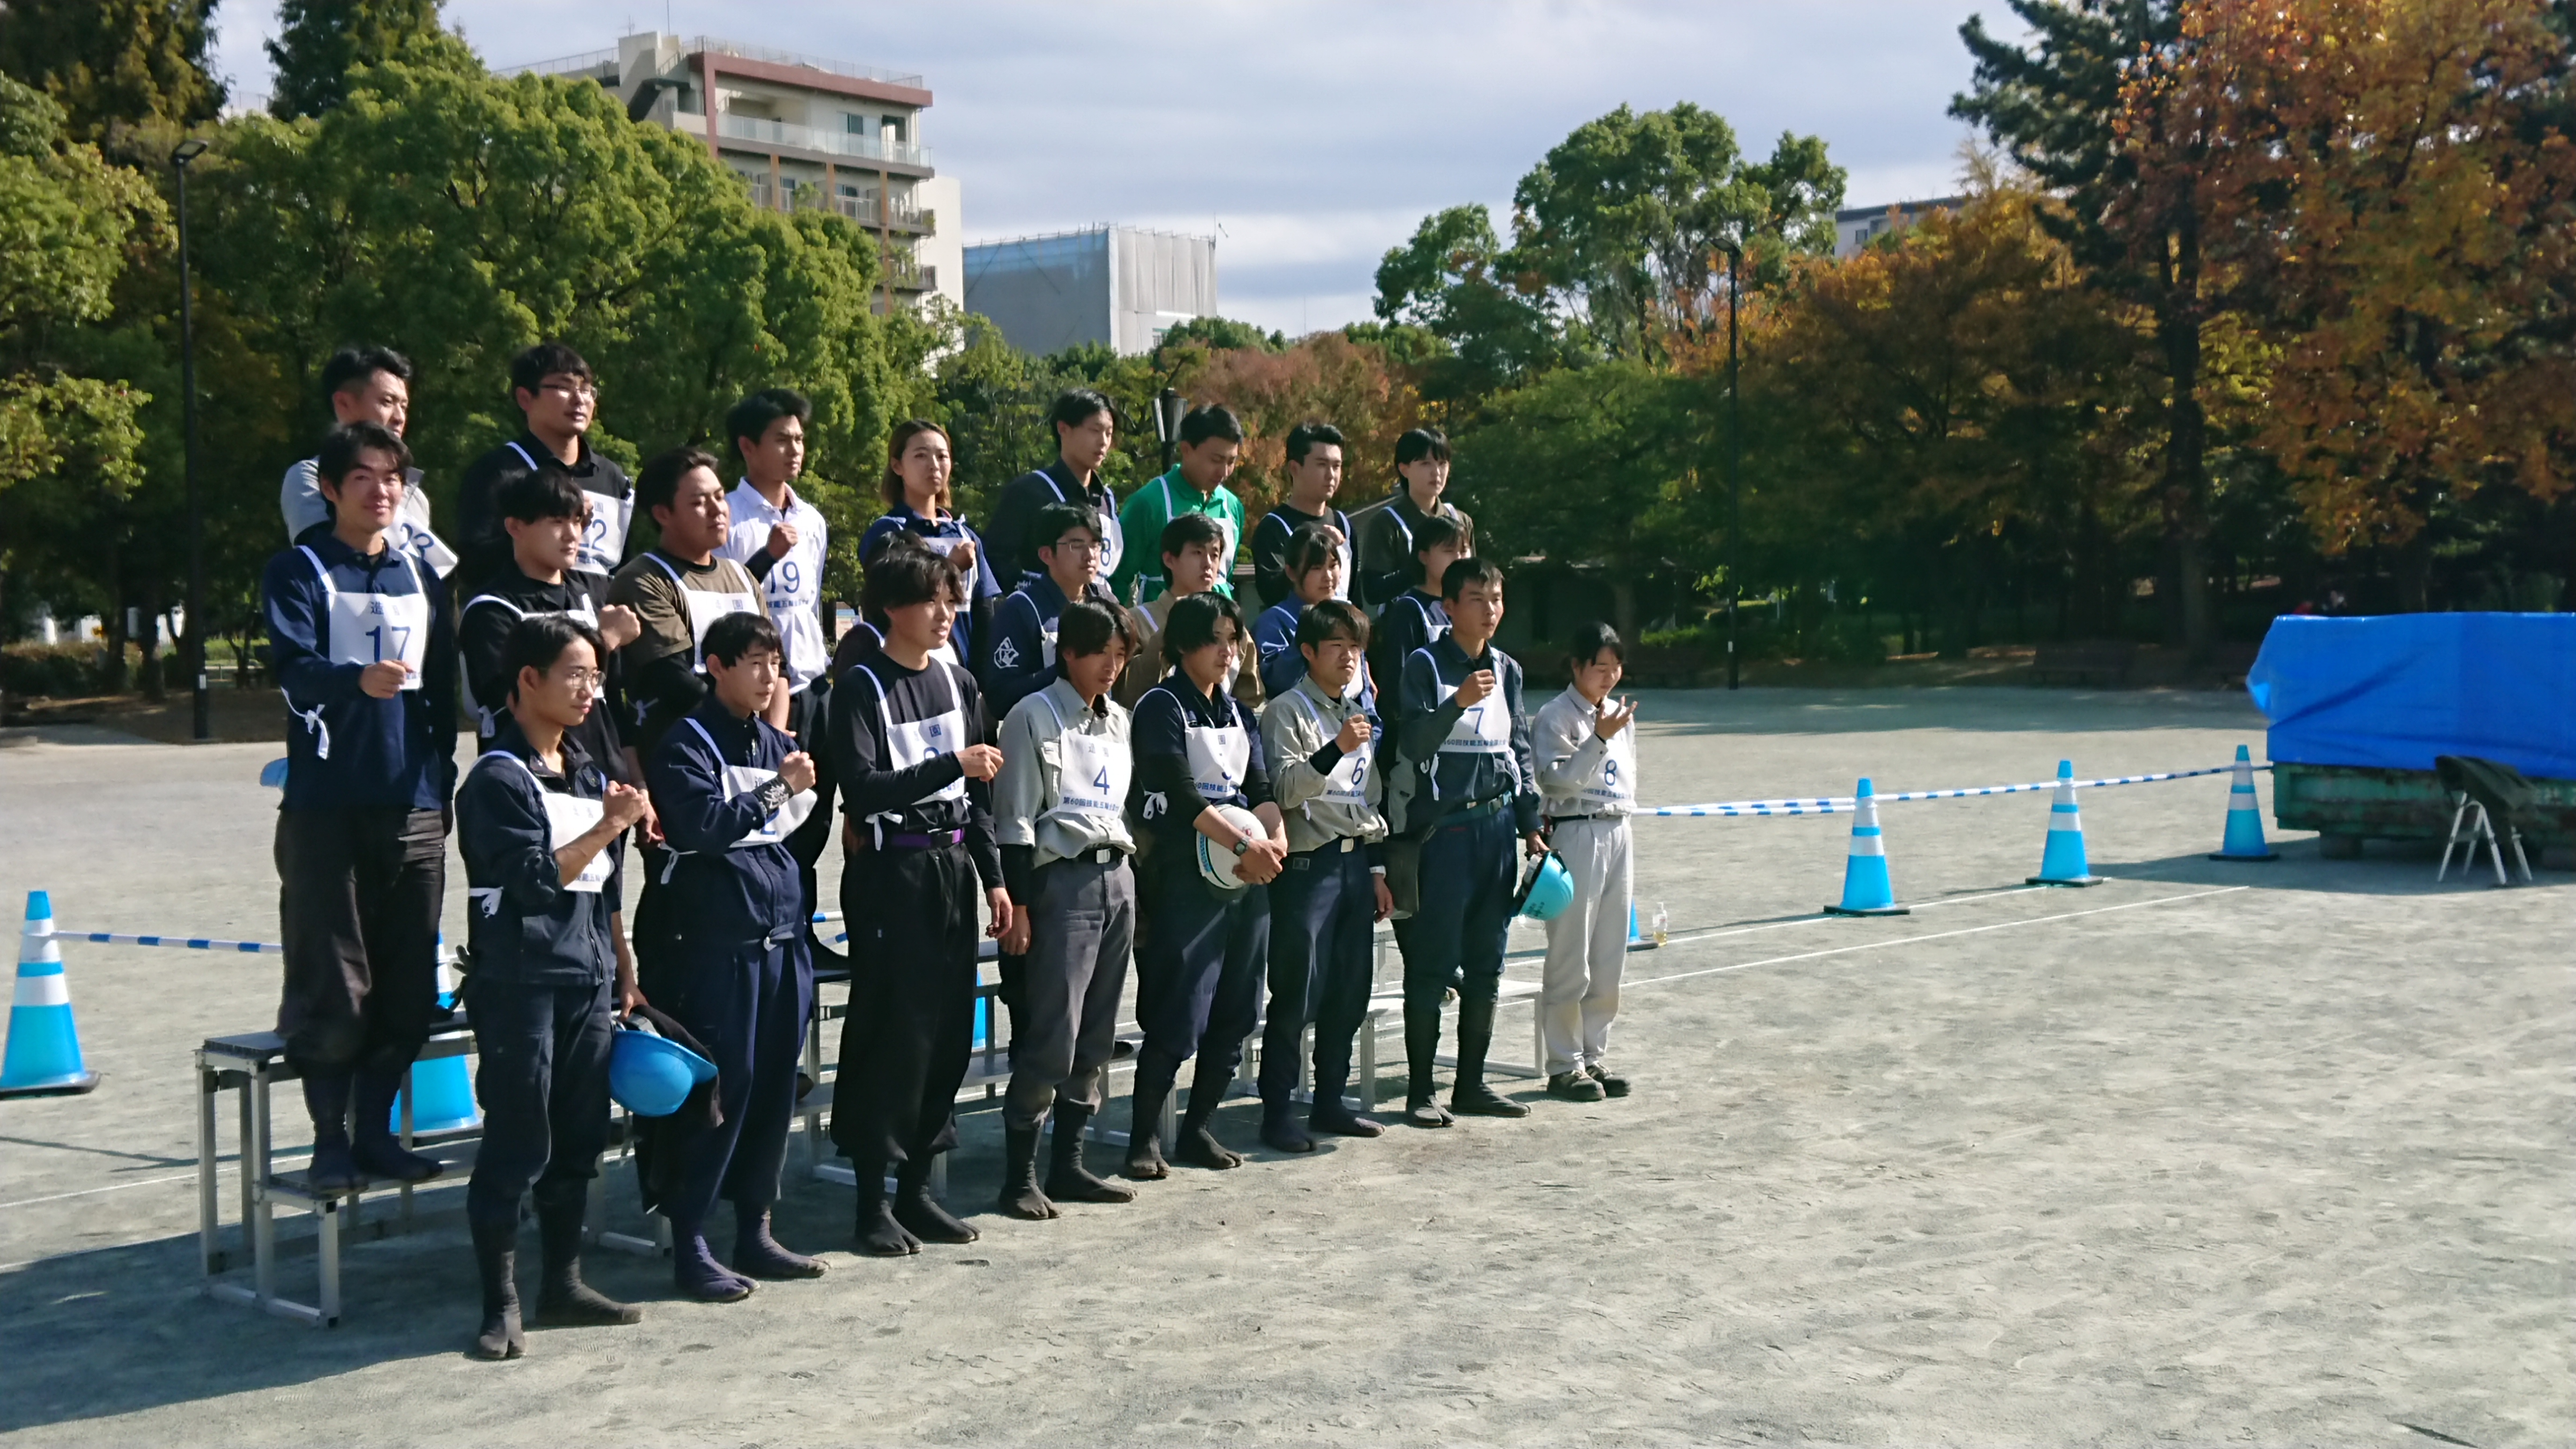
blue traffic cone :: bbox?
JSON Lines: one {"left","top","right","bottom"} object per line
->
{"left": 1, "top": 891, "right": 102, "bottom": 1097}
{"left": 2209, "top": 744, "right": 2278, "bottom": 861}
{"left": 1825, "top": 779, "right": 1910, "bottom": 916}
{"left": 2027, "top": 760, "right": 2104, "bottom": 886}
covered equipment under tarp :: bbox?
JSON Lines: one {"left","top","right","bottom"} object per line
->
{"left": 2247, "top": 614, "right": 2576, "bottom": 781}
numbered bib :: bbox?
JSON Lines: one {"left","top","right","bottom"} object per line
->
{"left": 1580, "top": 714, "right": 1637, "bottom": 807}
{"left": 1184, "top": 718, "right": 1251, "bottom": 801}
{"left": 851, "top": 664, "right": 970, "bottom": 823}
{"left": 1285, "top": 691, "right": 1370, "bottom": 806}
{"left": 302, "top": 546, "right": 430, "bottom": 690}
{"left": 1044, "top": 476, "right": 1120, "bottom": 582}
{"left": 1035, "top": 692, "right": 1130, "bottom": 815}
{"left": 645, "top": 554, "right": 760, "bottom": 671}
{"left": 461, "top": 593, "right": 599, "bottom": 735}
{"left": 1437, "top": 687, "right": 1512, "bottom": 756}
{"left": 485, "top": 753, "right": 612, "bottom": 893}
{"left": 682, "top": 719, "right": 817, "bottom": 847}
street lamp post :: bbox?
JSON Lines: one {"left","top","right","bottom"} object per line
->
{"left": 1725, "top": 246, "right": 1743, "bottom": 692}
{"left": 1154, "top": 387, "right": 1185, "bottom": 476}
{"left": 171, "top": 137, "right": 210, "bottom": 742}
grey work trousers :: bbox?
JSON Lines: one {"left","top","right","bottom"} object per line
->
{"left": 1003, "top": 852, "right": 1135, "bottom": 1130}
{"left": 1539, "top": 816, "right": 1631, "bottom": 1075}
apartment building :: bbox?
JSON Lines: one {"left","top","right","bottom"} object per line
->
{"left": 503, "top": 32, "right": 964, "bottom": 313}
{"left": 963, "top": 227, "right": 1218, "bottom": 356}
{"left": 1833, "top": 197, "right": 1968, "bottom": 259}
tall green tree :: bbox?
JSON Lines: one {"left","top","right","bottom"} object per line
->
{"left": 1953, "top": 0, "right": 2228, "bottom": 654}
{"left": 0, "top": 0, "right": 222, "bottom": 145}
{"left": 1372, "top": 204, "right": 1564, "bottom": 408}
{"left": 1510, "top": 103, "right": 1844, "bottom": 360}
{"left": 266, "top": 0, "right": 476, "bottom": 120}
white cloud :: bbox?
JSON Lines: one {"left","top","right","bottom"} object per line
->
{"left": 211, "top": 1, "right": 2024, "bottom": 330}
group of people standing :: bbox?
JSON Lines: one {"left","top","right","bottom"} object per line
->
{"left": 260, "top": 346, "right": 1643, "bottom": 1361}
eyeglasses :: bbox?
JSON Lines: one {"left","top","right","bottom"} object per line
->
{"left": 553, "top": 668, "right": 606, "bottom": 689}
{"left": 539, "top": 380, "right": 598, "bottom": 401}
{"left": 1049, "top": 538, "right": 1103, "bottom": 556}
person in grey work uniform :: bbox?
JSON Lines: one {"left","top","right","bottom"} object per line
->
{"left": 990, "top": 599, "right": 1142, "bottom": 1220}
{"left": 1531, "top": 621, "right": 1639, "bottom": 1103}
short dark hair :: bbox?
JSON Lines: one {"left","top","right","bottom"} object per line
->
{"left": 1566, "top": 620, "right": 1625, "bottom": 673}
{"left": 509, "top": 341, "right": 593, "bottom": 398}
{"left": 1296, "top": 598, "right": 1369, "bottom": 650}
{"left": 703, "top": 611, "right": 783, "bottom": 669}
{"left": 1159, "top": 512, "right": 1227, "bottom": 572}
{"left": 1441, "top": 556, "right": 1504, "bottom": 600}
{"left": 726, "top": 388, "right": 810, "bottom": 461}
{"left": 1394, "top": 426, "right": 1450, "bottom": 469}
{"left": 1034, "top": 501, "right": 1103, "bottom": 553}
{"left": 494, "top": 467, "right": 587, "bottom": 524}
{"left": 1162, "top": 590, "right": 1246, "bottom": 668}
{"left": 316, "top": 421, "right": 411, "bottom": 488}
{"left": 637, "top": 446, "right": 721, "bottom": 517}
{"left": 1407, "top": 512, "right": 1463, "bottom": 583}
{"left": 320, "top": 345, "right": 411, "bottom": 401}
{"left": 863, "top": 544, "right": 965, "bottom": 615}
{"left": 1284, "top": 521, "right": 1340, "bottom": 581}
{"left": 1058, "top": 599, "right": 1133, "bottom": 660}
{"left": 1179, "top": 404, "right": 1244, "bottom": 447}
{"left": 505, "top": 613, "right": 605, "bottom": 701}
{"left": 1048, "top": 388, "right": 1114, "bottom": 434}
{"left": 1284, "top": 420, "right": 1344, "bottom": 466}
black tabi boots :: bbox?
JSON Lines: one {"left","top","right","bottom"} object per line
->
{"left": 1045, "top": 1104, "right": 1134, "bottom": 1203}
{"left": 1449, "top": 993, "right": 1531, "bottom": 1118}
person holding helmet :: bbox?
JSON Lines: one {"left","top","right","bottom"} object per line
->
{"left": 455, "top": 614, "right": 648, "bottom": 1359}
{"left": 1532, "top": 622, "right": 1639, "bottom": 1103}
{"left": 642, "top": 612, "right": 826, "bottom": 1302}
{"left": 1125, "top": 592, "right": 1288, "bottom": 1178}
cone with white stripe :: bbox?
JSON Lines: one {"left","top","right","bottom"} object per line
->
{"left": 1824, "top": 779, "right": 1910, "bottom": 916}
{"left": 2027, "top": 760, "right": 2104, "bottom": 886}
{"left": 1, "top": 891, "right": 101, "bottom": 1097}
{"left": 2208, "top": 744, "right": 2278, "bottom": 861}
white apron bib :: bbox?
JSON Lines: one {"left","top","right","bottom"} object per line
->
{"left": 644, "top": 553, "right": 760, "bottom": 671}
{"left": 506, "top": 441, "right": 631, "bottom": 578}
{"left": 460, "top": 593, "right": 598, "bottom": 736}
{"left": 301, "top": 545, "right": 430, "bottom": 689}
{"left": 1035, "top": 691, "right": 1130, "bottom": 816}
{"left": 1577, "top": 705, "right": 1637, "bottom": 811}
{"left": 849, "top": 663, "right": 968, "bottom": 844}
{"left": 681, "top": 717, "right": 817, "bottom": 846}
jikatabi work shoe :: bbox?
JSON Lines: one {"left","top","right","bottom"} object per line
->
{"left": 1045, "top": 1104, "right": 1134, "bottom": 1204}
{"left": 1122, "top": 1083, "right": 1171, "bottom": 1181}
{"left": 301, "top": 1072, "right": 365, "bottom": 1194}
{"left": 1310, "top": 1099, "right": 1385, "bottom": 1137}
{"left": 533, "top": 1182, "right": 643, "bottom": 1326}
{"left": 734, "top": 1206, "right": 827, "bottom": 1279}
{"left": 892, "top": 1159, "right": 978, "bottom": 1244}
{"left": 469, "top": 1218, "right": 525, "bottom": 1360}
{"left": 999, "top": 1122, "right": 1058, "bottom": 1221}
{"left": 853, "top": 1162, "right": 922, "bottom": 1257}
{"left": 1260, "top": 1100, "right": 1316, "bottom": 1153}
{"left": 349, "top": 1062, "right": 443, "bottom": 1184}
{"left": 1449, "top": 995, "right": 1530, "bottom": 1118}
{"left": 673, "top": 1230, "right": 755, "bottom": 1303}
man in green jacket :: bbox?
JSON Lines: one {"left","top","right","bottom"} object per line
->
{"left": 1109, "top": 404, "right": 1247, "bottom": 606}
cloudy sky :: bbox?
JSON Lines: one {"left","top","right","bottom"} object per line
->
{"left": 209, "top": 0, "right": 2022, "bottom": 336}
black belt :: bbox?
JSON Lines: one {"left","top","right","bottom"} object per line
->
{"left": 1449, "top": 797, "right": 1509, "bottom": 820}
{"left": 1545, "top": 812, "right": 1625, "bottom": 825}
{"left": 1292, "top": 836, "right": 1364, "bottom": 856}
{"left": 1049, "top": 846, "right": 1126, "bottom": 866}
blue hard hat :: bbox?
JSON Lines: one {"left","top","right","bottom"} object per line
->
{"left": 1515, "top": 852, "right": 1576, "bottom": 922}
{"left": 608, "top": 1021, "right": 717, "bottom": 1117}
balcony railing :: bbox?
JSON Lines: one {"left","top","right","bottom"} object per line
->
{"left": 828, "top": 193, "right": 926, "bottom": 229}
{"left": 689, "top": 36, "right": 924, "bottom": 89}
{"left": 739, "top": 178, "right": 932, "bottom": 235}
{"left": 497, "top": 47, "right": 618, "bottom": 80}
{"left": 716, "top": 113, "right": 927, "bottom": 168}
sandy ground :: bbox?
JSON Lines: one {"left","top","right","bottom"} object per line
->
{"left": 0, "top": 686, "right": 2567, "bottom": 1447}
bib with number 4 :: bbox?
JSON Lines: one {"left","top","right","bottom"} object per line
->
{"left": 1035, "top": 691, "right": 1130, "bottom": 814}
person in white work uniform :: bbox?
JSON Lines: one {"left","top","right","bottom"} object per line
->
{"left": 717, "top": 388, "right": 839, "bottom": 964}
{"left": 1531, "top": 621, "right": 1639, "bottom": 1103}
{"left": 278, "top": 345, "right": 457, "bottom": 579}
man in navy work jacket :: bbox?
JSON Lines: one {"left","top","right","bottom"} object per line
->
{"left": 262, "top": 420, "right": 458, "bottom": 1195}
{"left": 980, "top": 500, "right": 1121, "bottom": 723}
{"left": 1394, "top": 557, "right": 1544, "bottom": 1128}
{"left": 983, "top": 388, "right": 1123, "bottom": 588}
{"left": 643, "top": 612, "right": 827, "bottom": 1302}
{"left": 454, "top": 614, "right": 648, "bottom": 1360}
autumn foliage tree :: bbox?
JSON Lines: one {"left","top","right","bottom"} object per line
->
{"left": 2139, "top": 0, "right": 2576, "bottom": 607}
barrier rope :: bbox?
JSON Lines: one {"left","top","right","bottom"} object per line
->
{"left": 56, "top": 911, "right": 849, "bottom": 955}
{"left": 1641, "top": 762, "right": 2265, "bottom": 818}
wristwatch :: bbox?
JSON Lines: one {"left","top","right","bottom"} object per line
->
{"left": 1231, "top": 837, "right": 1252, "bottom": 857}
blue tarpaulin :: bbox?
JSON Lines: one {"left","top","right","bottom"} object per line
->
{"left": 2247, "top": 614, "right": 2576, "bottom": 780}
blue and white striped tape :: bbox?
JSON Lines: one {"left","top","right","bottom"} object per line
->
{"left": 1642, "top": 763, "right": 2262, "bottom": 818}
{"left": 57, "top": 909, "right": 851, "bottom": 957}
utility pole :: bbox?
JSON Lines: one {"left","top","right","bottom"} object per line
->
{"left": 1726, "top": 246, "right": 1743, "bottom": 692}
{"left": 172, "top": 138, "right": 211, "bottom": 740}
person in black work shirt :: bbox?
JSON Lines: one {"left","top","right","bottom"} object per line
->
{"left": 827, "top": 546, "right": 1013, "bottom": 1257}
{"left": 1395, "top": 557, "right": 1544, "bottom": 1127}
{"left": 455, "top": 342, "right": 635, "bottom": 593}
{"left": 1352, "top": 425, "right": 1473, "bottom": 608}
{"left": 455, "top": 614, "right": 649, "bottom": 1359}
{"left": 983, "top": 388, "right": 1124, "bottom": 590}
{"left": 262, "top": 422, "right": 457, "bottom": 1195}
{"left": 1124, "top": 592, "right": 1291, "bottom": 1179}
{"left": 644, "top": 612, "right": 827, "bottom": 1301}
{"left": 981, "top": 500, "right": 1121, "bottom": 725}
{"left": 1250, "top": 421, "right": 1354, "bottom": 612}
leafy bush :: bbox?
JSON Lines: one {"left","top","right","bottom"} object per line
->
{"left": 1, "top": 642, "right": 109, "bottom": 697}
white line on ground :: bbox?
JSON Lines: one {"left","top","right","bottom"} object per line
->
{"left": 0, "top": 1169, "right": 211, "bottom": 1212}
{"left": 1622, "top": 886, "right": 2248, "bottom": 991}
